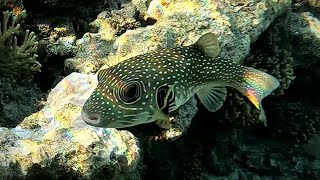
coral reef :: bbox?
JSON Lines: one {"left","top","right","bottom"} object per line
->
{"left": 0, "top": 76, "right": 44, "bottom": 127}
{"left": 274, "top": 10, "right": 320, "bottom": 67}
{"left": 41, "top": 0, "right": 291, "bottom": 74}
{"left": 0, "top": 3, "right": 43, "bottom": 128}
{"left": 244, "top": 28, "right": 295, "bottom": 95}
{"left": 3, "top": 0, "right": 320, "bottom": 179}
{"left": 0, "top": 10, "right": 40, "bottom": 76}
{"left": 253, "top": 5, "right": 320, "bottom": 144}
{"left": 142, "top": 127, "right": 320, "bottom": 179}
{"left": 307, "top": 0, "right": 320, "bottom": 11}
{"left": 38, "top": 0, "right": 293, "bottom": 142}
{"left": 268, "top": 98, "right": 320, "bottom": 143}
{"left": 100, "top": 6, "right": 141, "bottom": 36}
{"left": 0, "top": 73, "right": 140, "bottom": 179}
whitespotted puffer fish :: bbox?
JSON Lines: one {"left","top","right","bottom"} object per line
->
{"left": 81, "top": 33, "right": 280, "bottom": 129}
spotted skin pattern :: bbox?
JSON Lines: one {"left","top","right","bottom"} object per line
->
{"left": 82, "top": 36, "right": 279, "bottom": 128}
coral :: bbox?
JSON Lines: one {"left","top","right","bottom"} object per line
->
{"left": 307, "top": 0, "right": 320, "bottom": 11}
{"left": 0, "top": 73, "right": 141, "bottom": 179}
{"left": 49, "top": 18, "right": 76, "bottom": 41}
{"left": 216, "top": 88, "right": 260, "bottom": 127}
{"left": 142, "top": 0, "right": 172, "bottom": 21}
{"left": 142, "top": 137, "right": 205, "bottom": 180}
{"left": 93, "top": 6, "right": 141, "bottom": 36}
{"left": 0, "top": 76, "right": 44, "bottom": 128}
{"left": 42, "top": 0, "right": 291, "bottom": 74}
{"left": 275, "top": 11, "right": 320, "bottom": 66}
{"left": 0, "top": 10, "right": 40, "bottom": 76}
{"left": 246, "top": 20, "right": 296, "bottom": 94}
{"left": 247, "top": 50, "right": 295, "bottom": 95}
{"left": 268, "top": 98, "right": 320, "bottom": 144}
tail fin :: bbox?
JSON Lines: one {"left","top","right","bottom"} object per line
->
{"left": 240, "top": 67, "right": 280, "bottom": 126}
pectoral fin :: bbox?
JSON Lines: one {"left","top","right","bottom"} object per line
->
{"left": 153, "top": 109, "right": 172, "bottom": 129}
{"left": 196, "top": 86, "right": 227, "bottom": 112}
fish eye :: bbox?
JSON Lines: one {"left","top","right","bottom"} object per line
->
{"left": 116, "top": 80, "right": 142, "bottom": 104}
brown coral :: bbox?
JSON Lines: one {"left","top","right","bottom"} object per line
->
{"left": 245, "top": 49, "right": 295, "bottom": 95}
{"left": 268, "top": 99, "right": 320, "bottom": 144}
{"left": 244, "top": 24, "right": 295, "bottom": 95}
{"left": 217, "top": 89, "right": 260, "bottom": 127}
{"left": 307, "top": 0, "right": 320, "bottom": 10}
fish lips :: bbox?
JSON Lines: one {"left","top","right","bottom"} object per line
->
{"left": 81, "top": 105, "right": 124, "bottom": 128}
{"left": 81, "top": 105, "right": 101, "bottom": 126}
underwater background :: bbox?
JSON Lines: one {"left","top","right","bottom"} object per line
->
{"left": 1, "top": 0, "right": 320, "bottom": 179}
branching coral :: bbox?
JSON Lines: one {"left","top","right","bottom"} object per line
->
{"left": 245, "top": 49, "right": 295, "bottom": 95}
{"left": 216, "top": 89, "right": 260, "bottom": 127}
{"left": 0, "top": 10, "right": 41, "bottom": 76}
{"left": 268, "top": 99, "right": 320, "bottom": 144}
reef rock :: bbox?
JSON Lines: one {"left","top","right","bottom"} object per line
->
{"left": 276, "top": 11, "right": 320, "bottom": 66}
{"left": 47, "top": 0, "right": 291, "bottom": 73}
{"left": 0, "top": 73, "right": 140, "bottom": 179}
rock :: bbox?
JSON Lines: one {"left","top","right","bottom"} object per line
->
{"left": 51, "top": 0, "right": 291, "bottom": 73}
{"left": 276, "top": 11, "right": 320, "bottom": 66}
{"left": 0, "top": 73, "right": 140, "bottom": 179}
{"left": 0, "top": 77, "right": 44, "bottom": 128}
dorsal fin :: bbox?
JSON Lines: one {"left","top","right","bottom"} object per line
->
{"left": 96, "top": 56, "right": 124, "bottom": 81}
{"left": 195, "top": 33, "right": 220, "bottom": 58}
{"left": 104, "top": 55, "right": 123, "bottom": 68}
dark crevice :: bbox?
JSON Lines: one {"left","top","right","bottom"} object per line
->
{"left": 23, "top": 0, "right": 130, "bottom": 39}
{"left": 135, "top": 11, "right": 157, "bottom": 27}
{"left": 34, "top": 55, "right": 71, "bottom": 92}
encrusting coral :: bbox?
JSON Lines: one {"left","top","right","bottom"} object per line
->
{"left": 0, "top": 10, "right": 40, "bottom": 76}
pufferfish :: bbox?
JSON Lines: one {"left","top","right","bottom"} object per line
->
{"left": 81, "top": 33, "right": 280, "bottom": 129}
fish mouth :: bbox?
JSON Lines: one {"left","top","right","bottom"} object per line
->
{"left": 81, "top": 108, "right": 101, "bottom": 126}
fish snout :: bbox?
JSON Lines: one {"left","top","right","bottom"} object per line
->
{"left": 81, "top": 106, "right": 101, "bottom": 126}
